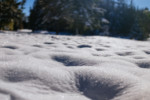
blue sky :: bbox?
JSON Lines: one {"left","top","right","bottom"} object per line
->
{"left": 23, "top": 0, "right": 150, "bottom": 16}
{"left": 134, "top": 0, "right": 150, "bottom": 9}
{"left": 23, "top": 0, "right": 35, "bottom": 16}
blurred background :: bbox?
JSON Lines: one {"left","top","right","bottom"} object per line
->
{"left": 0, "top": 0, "right": 150, "bottom": 40}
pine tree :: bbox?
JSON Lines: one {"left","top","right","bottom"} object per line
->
{"left": 65, "top": 0, "right": 104, "bottom": 35}
{"left": 30, "top": 0, "right": 104, "bottom": 35}
{"left": 0, "top": 0, "right": 26, "bottom": 30}
{"left": 135, "top": 8, "right": 150, "bottom": 40}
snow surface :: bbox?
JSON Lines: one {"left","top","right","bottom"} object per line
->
{"left": 0, "top": 32, "right": 150, "bottom": 100}
{"left": 17, "top": 29, "right": 32, "bottom": 33}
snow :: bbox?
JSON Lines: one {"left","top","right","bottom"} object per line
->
{"left": 17, "top": 29, "right": 32, "bottom": 33}
{"left": 0, "top": 32, "right": 150, "bottom": 100}
{"left": 101, "top": 18, "right": 109, "bottom": 24}
{"left": 33, "top": 30, "right": 52, "bottom": 34}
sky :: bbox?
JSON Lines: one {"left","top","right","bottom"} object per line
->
{"left": 23, "top": 0, "right": 35, "bottom": 16}
{"left": 23, "top": 0, "right": 150, "bottom": 16}
{"left": 134, "top": 0, "right": 150, "bottom": 9}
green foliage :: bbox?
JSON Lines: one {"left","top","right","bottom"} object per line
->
{"left": 137, "top": 9, "right": 150, "bottom": 40}
{"left": 128, "top": 8, "right": 150, "bottom": 40}
{"left": 0, "top": 0, "right": 26, "bottom": 30}
{"left": 101, "top": 0, "right": 150, "bottom": 40}
{"left": 29, "top": 0, "right": 104, "bottom": 34}
{"left": 29, "top": 0, "right": 150, "bottom": 40}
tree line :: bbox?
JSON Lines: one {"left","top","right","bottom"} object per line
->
{"left": 0, "top": 0, "right": 150, "bottom": 40}
{"left": 29, "top": 0, "right": 150, "bottom": 40}
{"left": 29, "top": 0, "right": 105, "bottom": 35}
{"left": 101, "top": 0, "right": 150, "bottom": 40}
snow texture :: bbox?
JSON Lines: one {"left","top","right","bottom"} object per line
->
{"left": 0, "top": 31, "right": 150, "bottom": 100}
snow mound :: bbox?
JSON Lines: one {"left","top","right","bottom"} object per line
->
{"left": 17, "top": 29, "right": 32, "bottom": 33}
{"left": 0, "top": 33, "right": 150, "bottom": 100}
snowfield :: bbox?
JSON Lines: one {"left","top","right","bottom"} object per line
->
{"left": 0, "top": 32, "right": 150, "bottom": 100}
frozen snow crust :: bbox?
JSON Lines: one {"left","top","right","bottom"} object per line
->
{"left": 0, "top": 32, "right": 150, "bottom": 100}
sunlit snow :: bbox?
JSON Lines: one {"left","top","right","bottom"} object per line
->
{"left": 0, "top": 31, "right": 150, "bottom": 100}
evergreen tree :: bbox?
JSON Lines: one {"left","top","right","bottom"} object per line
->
{"left": 0, "top": 0, "right": 26, "bottom": 30}
{"left": 30, "top": 0, "right": 104, "bottom": 35}
{"left": 29, "top": 0, "right": 150, "bottom": 40}
{"left": 66, "top": 0, "right": 104, "bottom": 35}
{"left": 29, "top": 0, "right": 42, "bottom": 30}
{"left": 130, "top": 18, "right": 143, "bottom": 40}
{"left": 135, "top": 8, "right": 150, "bottom": 40}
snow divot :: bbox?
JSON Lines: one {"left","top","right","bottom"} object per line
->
{"left": 95, "top": 48, "right": 106, "bottom": 51}
{"left": 102, "top": 45, "right": 110, "bottom": 48}
{"left": 63, "top": 43, "right": 68, "bottom": 45}
{"left": 52, "top": 55, "right": 98, "bottom": 66}
{"left": 77, "top": 45, "right": 92, "bottom": 48}
{"left": 32, "top": 45, "right": 43, "bottom": 48}
{"left": 76, "top": 74, "right": 123, "bottom": 100}
{"left": 136, "top": 60, "right": 150, "bottom": 68}
{"left": 44, "top": 42, "right": 54, "bottom": 45}
{"left": 67, "top": 46, "right": 74, "bottom": 49}
{"left": 116, "top": 52, "right": 135, "bottom": 56}
{"left": 133, "top": 56, "right": 145, "bottom": 59}
{"left": 144, "top": 50, "right": 150, "bottom": 55}
{"left": 2, "top": 45, "right": 18, "bottom": 50}
{"left": 73, "top": 67, "right": 140, "bottom": 100}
